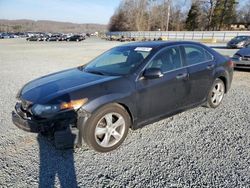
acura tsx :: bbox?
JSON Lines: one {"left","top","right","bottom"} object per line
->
{"left": 12, "top": 41, "right": 233, "bottom": 152}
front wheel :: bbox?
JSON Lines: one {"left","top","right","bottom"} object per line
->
{"left": 82, "top": 104, "right": 130, "bottom": 152}
{"left": 206, "top": 78, "right": 225, "bottom": 108}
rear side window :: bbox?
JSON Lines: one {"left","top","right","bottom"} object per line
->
{"left": 183, "top": 45, "right": 213, "bottom": 65}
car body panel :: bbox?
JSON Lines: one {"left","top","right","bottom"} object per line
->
{"left": 136, "top": 67, "right": 189, "bottom": 122}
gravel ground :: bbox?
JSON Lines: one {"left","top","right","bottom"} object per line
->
{"left": 0, "top": 38, "right": 249, "bottom": 188}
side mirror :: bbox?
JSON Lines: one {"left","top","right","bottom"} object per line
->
{"left": 143, "top": 68, "right": 163, "bottom": 79}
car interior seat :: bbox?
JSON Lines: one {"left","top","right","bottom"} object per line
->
{"left": 126, "top": 52, "right": 144, "bottom": 66}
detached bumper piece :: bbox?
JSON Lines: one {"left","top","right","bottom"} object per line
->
{"left": 54, "top": 127, "right": 79, "bottom": 149}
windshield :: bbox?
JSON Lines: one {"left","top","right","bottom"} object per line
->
{"left": 233, "top": 36, "right": 248, "bottom": 41}
{"left": 85, "top": 46, "right": 152, "bottom": 75}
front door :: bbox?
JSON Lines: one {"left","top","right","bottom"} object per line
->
{"left": 136, "top": 46, "right": 190, "bottom": 123}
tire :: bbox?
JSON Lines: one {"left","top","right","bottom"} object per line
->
{"left": 82, "top": 103, "right": 130, "bottom": 152}
{"left": 206, "top": 78, "right": 225, "bottom": 108}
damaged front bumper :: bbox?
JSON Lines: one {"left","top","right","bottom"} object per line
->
{"left": 12, "top": 102, "right": 91, "bottom": 148}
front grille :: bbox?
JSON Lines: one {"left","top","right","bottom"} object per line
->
{"left": 242, "top": 56, "right": 250, "bottom": 61}
{"left": 235, "top": 64, "right": 250, "bottom": 68}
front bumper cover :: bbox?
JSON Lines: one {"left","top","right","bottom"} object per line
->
{"left": 12, "top": 102, "right": 79, "bottom": 133}
{"left": 12, "top": 102, "right": 92, "bottom": 149}
{"left": 12, "top": 110, "right": 41, "bottom": 133}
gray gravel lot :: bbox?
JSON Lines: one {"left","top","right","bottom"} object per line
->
{"left": 0, "top": 38, "right": 249, "bottom": 188}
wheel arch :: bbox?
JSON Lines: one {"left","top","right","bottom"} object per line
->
{"left": 217, "top": 76, "right": 228, "bottom": 93}
{"left": 82, "top": 94, "right": 136, "bottom": 127}
{"left": 117, "top": 102, "right": 134, "bottom": 127}
{"left": 214, "top": 70, "right": 229, "bottom": 93}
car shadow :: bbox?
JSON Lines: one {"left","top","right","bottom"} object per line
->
{"left": 37, "top": 134, "right": 78, "bottom": 188}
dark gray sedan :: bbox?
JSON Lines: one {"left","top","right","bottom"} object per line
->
{"left": 227, "top": 36, "right": 250, "bottom": 49}
{"left": 12, "top": 41, "right": 234, "bottom": 152}
{"left": 232, "top": 44, "right": 250, "bottom": 69}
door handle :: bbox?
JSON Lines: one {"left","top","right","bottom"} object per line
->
{"left": 176, "top": 73, "right": 188, "bottom": 80}
{"left": 206, "top": 64, "right": 215, "bottom": 70}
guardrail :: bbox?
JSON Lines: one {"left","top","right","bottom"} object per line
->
{"left": 106, "top": 31, "right": 250, "bottom": 42}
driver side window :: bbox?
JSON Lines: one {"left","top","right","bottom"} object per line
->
{"left": 148, "top": 46, "right": 183, "bottom": 72}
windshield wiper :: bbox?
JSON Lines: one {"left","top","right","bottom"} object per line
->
{"left": 85, "top": 69, "right": 106, "bottom": 75}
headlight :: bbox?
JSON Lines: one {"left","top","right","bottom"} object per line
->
{"left": 237, "top": 41, "right": 245, "bottom": 47}
{"left": 233, "top": 54, "right": 242, "bottom": 60}
{"left": 32, "top": 98, "right": 88, "bottom": 116}
{"left": 32, "top": 104, "right": 60, "bottom": 116}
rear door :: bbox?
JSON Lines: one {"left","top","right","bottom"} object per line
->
{"left": 182, "top": 44, "right": 215, "bottom": 105}
{"left": 136, "top": 45, "right": 189, "bottom": 122}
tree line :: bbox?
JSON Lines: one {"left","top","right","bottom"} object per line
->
{"left": 108, "top": 0, "right": 250, "bottom": 31}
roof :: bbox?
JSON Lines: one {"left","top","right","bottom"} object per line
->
{"left": 120, "top": 41, "right": 203, "bottom": 49}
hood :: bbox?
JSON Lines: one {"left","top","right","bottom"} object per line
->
{"left": 229, "top": 39, "right": 242, "bottom": 44}
{"left": 236, "top": 48, "right": 250, "bottom": 56}
{"left": 19, "top": 67, "right": 118, "bottom": 104}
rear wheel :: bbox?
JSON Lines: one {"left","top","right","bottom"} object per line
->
{"left": 82, "top": 104, "right": 130, "bottom": 152}
{"left": 206, "top": 78, "right": 225, "bottom": 108}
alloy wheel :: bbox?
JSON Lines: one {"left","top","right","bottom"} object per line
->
{"left": 94, "top": 113, "right": 126, "bottom": 148}
{"left": 211, "top": 82, "right": 225, "bottom": 106}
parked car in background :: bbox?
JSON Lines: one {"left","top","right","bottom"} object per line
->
{"left": 227, "top": 36, "right": 250, "bottom": 49}
{"left": 67, "top": 35, "right": 85, "bottom": 42}
{"left": 14, "top": 32, "right": 28, "bottom": 38}
{"left": 34, "top": 34, "right": 49, "bottom": 41}
{"left": 58, "top": 35, "right": 69, "bottom": 41}
{"left": 46, "top": 34, "right": 62, "bottom": 41}
{"left": 26, "top": 36, "right": 39, "bottom": 41}
{"left": 232, "top": 43, "right": 250, "bottom": 69}
{"left": 0, "top": 33, "right": 11, "bottom": 39}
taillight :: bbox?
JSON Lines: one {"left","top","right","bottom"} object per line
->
{"left": 228, "top": 60, "right": 234, "bottom": 68}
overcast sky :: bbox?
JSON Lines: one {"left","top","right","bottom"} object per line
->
{"left": 0, "top": 0, "right": 248, "bottom": 24}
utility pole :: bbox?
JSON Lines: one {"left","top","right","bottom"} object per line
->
{"left": 166, "top": 3, "right": 170, "bottom": 31}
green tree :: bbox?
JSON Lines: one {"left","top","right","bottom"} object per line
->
{"left": 211, "top": 0, "right": 238, "bottom": 30}
{"left": 185, "top": 3, "right": 200, "bottom": 31}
